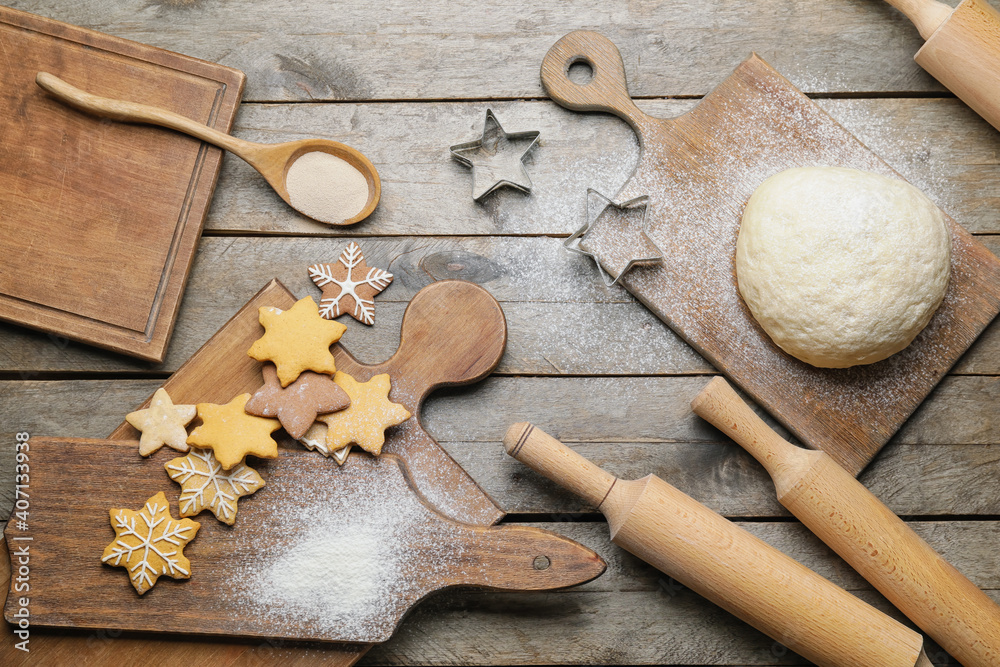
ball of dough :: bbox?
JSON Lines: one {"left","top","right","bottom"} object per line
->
{"left": 736, "top": 166, "right": 951, "bottom": 368}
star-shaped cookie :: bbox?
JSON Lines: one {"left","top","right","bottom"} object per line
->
{"left": 126, "top": 387, "right": 197, "bottom": 457}
{"left": 165, "top": 448, "right": 265, "bottom": 525}
{"left": 101, "top": 491, "right": 200, "bottom": 595}
{"left": 450, "top": 109, "right": 540, "bottom": 201}
{"left": 245, "top": 363, "right": 351, "bottom": 440}
{"left": 308, "top": 242, "right": 393, "bottom": 325}
{"left": 247, "top": 296, "right": 347, "bottom": 386}
{"left": 186, "top": 393, "right": 281, "bottom": 469}
{"left": 318, "top": 372, "right": 411, "bottom": 456}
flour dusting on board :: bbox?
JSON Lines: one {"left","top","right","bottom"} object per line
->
{"left": 574, "top": 56, "right": 1000, "bottom": 472}
{"left": 227, "top": 454, "right": 471, "bottom": 642}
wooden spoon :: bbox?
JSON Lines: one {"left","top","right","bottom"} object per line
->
{"left": 35, "top": 71, "right": 380, "bottom": 226}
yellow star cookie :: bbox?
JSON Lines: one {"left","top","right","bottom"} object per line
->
{"left": 247, "top": 296, "right": 347, "bottom": 387}
{"left": 318, "top": 372, "right": 411, "bottom": 456}
{"left": 101, "top": 491, "right": 200, "bottom": 595}
{"left": 126, "top": 388, "right": 197, "bottom": 457}
{"left": 186, "top": 393, "right": 281, "bottom": 470}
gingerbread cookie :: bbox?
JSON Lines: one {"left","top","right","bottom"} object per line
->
{"left": 318, "top": 371, "right": 411, "bottom": 456}
{"left": 165, "top": 448, "right": 265, "bottom": 525}
{"left": 126, "top": 388, "right": 197, "bottom": 457}
{"left": 308, "top": 242, "right": 393, "bottom": 325}
{"left": 101, "top": 491, "right": 200, "bottom": 595}
{"left": 299, "top": 421, "right": 352, "bottom": 464}
{"left": 186, "top": 393, "right": 281, "bottom": 470}
{"left": 245, "top": 363, "right": 350, "bottom": 439}
{"left": 247, "top": 296, "right": 347, "bottom": 386}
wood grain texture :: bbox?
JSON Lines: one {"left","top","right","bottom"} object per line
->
{"left": 7, "top": 375, "right": 1000, "bottom": 519}
{"left": 692, "top": 377, "right": 1000, "bottom": 667}
{"left": 2, "top": 0, "right": 945, "bottom": 101}
{"left": 915, "top": 0, "right": 1000, "bottom": 132}
{"left": 503, "top": 423, "right": 927, "bottom": 667}
{"left": 8, "top": 234, "right": 1000, "bottom": 377}
{"left": 0, "top": 6, "right": 244, "bottom": 361}
{"left": 5, "top": 521, "right": 1000, "bottom": 666}
{"left": 188, "top": 96, "right": 1000, "bottom": 236}
{"left": 542, "top": 31, "right": 1000, "bottom": 477}
{"left": 2, "top": 439, "right": 604, "bottom": 642}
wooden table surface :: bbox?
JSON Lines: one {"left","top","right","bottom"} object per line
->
{"left": 2, "top": 1, "right": 1000, "bottom": 665}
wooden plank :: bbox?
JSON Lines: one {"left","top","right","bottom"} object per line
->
{"left": 3, "top": 234, "right": 999, "bottom": 377}
{"left": 5, "top": 520, "right": 998, "bottom": 666}
{"left": 3, "top": 376, "right": 1000, "bottom": 519}
{"left": 7, "top": 375, "right": 1000, "bottom": 448}
{"left": 5, "top": 0, "right": 942, "bottom": 101}
{"left": 193, "top": 97, "right": 1000, "bottom": 236}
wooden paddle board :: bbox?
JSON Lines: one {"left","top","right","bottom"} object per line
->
{"left": 542, "top": 31, "right": 1000, "bottom": 475}
{"left": 2, "top": 438, "right": 604, "bottom": 643}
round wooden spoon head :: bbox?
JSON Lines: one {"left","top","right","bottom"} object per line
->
{"left": 250, "top": 138, "right": 381, "bottom": 226}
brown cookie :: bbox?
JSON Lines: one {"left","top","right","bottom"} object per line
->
{"left": 245, "top": 363, "right": 351, "bottom": 440}
{"left": 308, "top": 242, "right": 393, "bottom": 325}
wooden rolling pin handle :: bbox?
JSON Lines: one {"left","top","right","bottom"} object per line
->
{"left": 692, "top": 377, "right": 1000, "bottom": 667}
{"left": 690, "top": 377, "right": 821, "bottom": 495}
{"left": 504, "top": 422, "right": 616, "bottom": 508}
{"left": 35, "top": 72, "right": 258, "bottom": 158}
{"left": 883, "top": 0, "right": 953, "bottom": 40}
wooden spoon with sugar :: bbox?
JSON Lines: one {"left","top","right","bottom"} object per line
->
{"left": 36, "top": 72, "right": 380, "bottom": 226}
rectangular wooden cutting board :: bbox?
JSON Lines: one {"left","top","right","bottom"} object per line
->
{"left": 0, "top": 6, "right": 244, "bottom": 362}
{"left": 542, "top": 32, "right": 1000, "bottom": 475}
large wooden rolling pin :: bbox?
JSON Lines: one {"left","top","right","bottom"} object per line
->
{"left": 502, "top": 423, "right": 930, "bottom": 667}
{"left": 691, "top": 377, "right": 1000, "bottom": 667}
{"left": 885, "top": 0, "right": 1000, "bottom": 132}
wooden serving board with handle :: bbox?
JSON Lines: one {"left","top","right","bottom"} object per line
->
{"left": 542, "top": 31, "right": 1000, "bottom": 475}
{"left": 3, "top": 438, "right": 604, "bottom": 643}
{"left": 1, "top": 278, "right": 547, "bottom": 661}
{"left": 0, "top": 6, "right": 244, "bottom": 362}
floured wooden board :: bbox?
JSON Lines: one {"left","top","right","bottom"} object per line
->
{"left": 2, "top": 439, "right": 604, "bottom": 643}
{"left": 0, "top": 6, "right": 244, "bottom": 361}
{"left": 1, "top": 279, "right": 514, "bottom": 661}
{"left": 542, "top": 31, "right": 1000, "bottom": 475}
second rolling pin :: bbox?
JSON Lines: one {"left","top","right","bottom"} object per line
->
{"left": 503, "top": 422, "right": 930, "bottom": 667}
{"left": 692, "top": 376, "right": 1000, "bottom": 667}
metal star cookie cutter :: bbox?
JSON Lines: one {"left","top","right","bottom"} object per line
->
{"left": 564, "top": 189, "right": 664, "bottom": 286}
{"left": 450, "top": 109, "right": 540, "bottom": 201}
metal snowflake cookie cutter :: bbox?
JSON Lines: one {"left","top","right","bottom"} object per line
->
{"left": 564, "top": 189, "right": 664, "bottom": 286}
{"left": 450, "top": 109, "right": 540, "bottom": 201}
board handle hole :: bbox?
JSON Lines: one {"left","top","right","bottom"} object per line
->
{"left": 567, "top": 58, "right": 594, "bottom": 86}
{"left": 533, "top": 555, "right": 551, "bottom": 570}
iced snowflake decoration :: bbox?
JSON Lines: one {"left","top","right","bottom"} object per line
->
{"left": 165, "top": 448, "right": 265, "bottom": 525}
{"left": 101, "top": 492, "right": 200, "bottom": 595}
{"left": 309, "top": 242, "right": 393, "bottom": 325}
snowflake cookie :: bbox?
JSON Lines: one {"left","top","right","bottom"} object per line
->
{"left": 126, "top": 388, "right": 197, "bottom": 457}
{"left": 309, "top": 242, "right": 393, "bottom": 325}
{"left": 248, "top": 296, "right": 347, "bottom": 387}
{"left": 187, "top": 393, "right": 281, "bottom": 470}
{"left": 101, "top": 491, "right": 200, "bottom": 595}
{"left": 165, "top": 448, "right": 265, "bottom": 525}
{"left": 318, "top": 371, "right": 411, "bottom": 456}
{"left": 245, "top": 363, "right": 350, "bottom": 440}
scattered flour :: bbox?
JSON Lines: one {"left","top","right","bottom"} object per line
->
{"left": 285, "top": 151, "right": 370, "bottom": 224}
{"left": 227, "top": 454, "right": 470, "bottom": 642}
